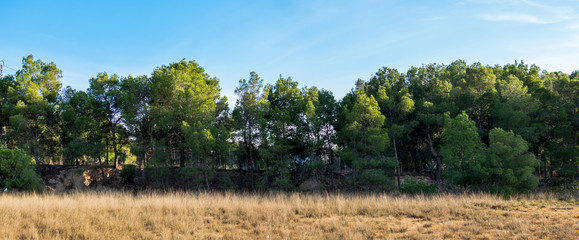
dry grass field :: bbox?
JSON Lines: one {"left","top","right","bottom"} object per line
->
{"left": 0, "top": 192, "right": 577, "bottom": 240}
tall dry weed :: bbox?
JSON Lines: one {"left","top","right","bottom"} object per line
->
{"left": 0, "top": 192, "right": 576, "bottom": 239}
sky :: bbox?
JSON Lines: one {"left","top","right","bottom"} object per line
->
{"left": 1, "top": 0, "right": 578, "bottom": 106}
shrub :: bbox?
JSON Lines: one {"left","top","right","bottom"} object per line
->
{"left": 485, "top": 128, "right": 539, "bottom": 192}
{"left": 304, "top": 159, "right": 325, "bottom": 176}
{"left": 213, "top": 171, "right": 235, "bottom": 190}
{"left": 0, "top": 147, "right": 43, "bottom": 191}
{"left": 73, "top": 168, "right": 86, "bottom": 175}
{"left": 441, "top": 113, "right": 540, "bottom": 193}
{"left": 547, "top": 178, "right": 579, "bottom": 192}
{"left": 347, "top": 168, "right": 395, "bottom": 191}
{"left": 176, "top": 167, "right": 204, "bottom": 189}
{"left": 399, "top": 177, "right": 437, "bottom": 195}
{"left": 120, "top": 164, "right": 137, "bottom": 182}
{"left": 144, "top": 167, "right": 171, "bottom": 189}
{"left": 360, "top": 169, "right": 388, "bottom": 185}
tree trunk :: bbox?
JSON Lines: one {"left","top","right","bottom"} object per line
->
{"left": 149, "top": 122, "right": 154, "bottom": 167}
{"left": 393, "top": 138, "right": 401, "bottom": 188}
{"left": 204, "top": 170, "right": 210, "bottom": 190}
{"left": 179, "top": 149, "right": 185, "bottom": 167}
{"left": 106, "top": 138, "right": 109, "bottom": 166}
{"left": 331, "top": 168, "right": 335, "bottom": 192}
{"left": 250, "top": 156, "right": 255, "bottom": 192}
{"left": 112, "top": 123, "right": 119, "bottom": 168}
{"left": 0, "top": 126, "right": 4, "bottom": 145}
{"left": 33, "top": 121, "right": 41, "bottom": 175}
{"left": 247, "top": 129, "right": 255, "bottom": 191}
{"left": 389, "top": 110, "right": 401, "bottom": 188}
{"left": 408, "top": 151, "right": 415, "bottom": 172}
{"left": 427, "top": 125, "right": 442, "bottom": 186}
{"left": 59, "top": 146, "right": 63, "bottom": 165}
{"left": 543, "top": 156, "right": 548, "bottom": 180}
{"left": 574, "top": 128, "right": 577, "bottom": 148}
{"left": 97, "top": 156, "right": 107, "bottom": 186}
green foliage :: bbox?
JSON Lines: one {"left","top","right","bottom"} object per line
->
{"left": 181, "top": 121, "right": 215, "bottom": 166}
{"left": 346, "top": 168, "right": 395, "bottom": 191}
{"left": 485, "top": 128, "right": 539, "bottom": 192}
{"left": 359, "top": 169, "right": 389, "bottom": 186}
{"left": 0, "top": 147, "right": 43, "bottom": 191}
{"left": 3, "top": 54, "right": 578, "bottom": 194}
{"left": 88, "top": 72, "right": 123, "bottom": 167}
{"left": 149, "top": 60, "right": 225, "bottom": 167}
{"left": 442, "top": 113, "right": 539, "bottom": 192}
{"left": 73, "top": 168, "right": 86, "bottom": 176}
{"left": 120, "top": 164, "right": 137, "bottom": 182}
{"left": 258, "top": 144, "right": 294, "bottom": 190}
{"left": 399, "top": 177, "right": 438, "bottom": 195}
{"left": 212, "top": 171, "right": 235, "bottom": 190}
{"left": 339, "top": 88, "right": 396, "bottom": 191}
{"left": 144, "top": 167, "right": 171, "bottom": 189}
{"left": 264, "top": 76, "right": 305, "bottom": 162}
{"left": 173, "top": 167, "right": 204, "bottom": 189}
{"left": 304, "top": 159, "right": 325, "bottom": 175}
{"left": 340, "top": 90, "right": 389, "bottom": 158}
{"left": 0, "top": 75, "right": 18, "bottom": 147}
{"left": 232, "top": 72, "right": 267, "bottom": 188}
{"left": 60, "top": 87, "right": 105, "bottom": 164}
{"left": 10, "top": 55, "right": 62, "bottom": 165}
{"left": 441, "top": 112, "right": 483, "bottom": 186}
{"left": 553, "top": 179, "right": 579, "bottom": 192}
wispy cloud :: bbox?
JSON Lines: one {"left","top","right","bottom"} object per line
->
{"left": 479, "top": 12, "right": 554, "bottom": 24}
{"left": 520, "top": 0, "right": 574, "bottom": 18}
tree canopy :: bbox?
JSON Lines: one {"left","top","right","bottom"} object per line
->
{"left": 0, "top": 55, "right": 577, "bottom": 192}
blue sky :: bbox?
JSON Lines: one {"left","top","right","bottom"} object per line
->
{"left": 1, "top": 0, "right": 578, "bottom": 105}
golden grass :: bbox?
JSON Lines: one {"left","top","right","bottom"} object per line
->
{"left": 0, "top": 192, "right": 577, "bottom": 239}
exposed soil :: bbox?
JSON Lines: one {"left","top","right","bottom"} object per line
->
{"left": 37, "top": 165, "right": 366, "bottom": 193}
{"left": 37, "top": 164, "right": 435, "bottom": 193}
{"left": 40, "top": 165, "right": 121, "bottom": 192}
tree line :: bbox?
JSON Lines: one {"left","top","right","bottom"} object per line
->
{"left": 0, "top": 55, "right": 577, "bottom": 192}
